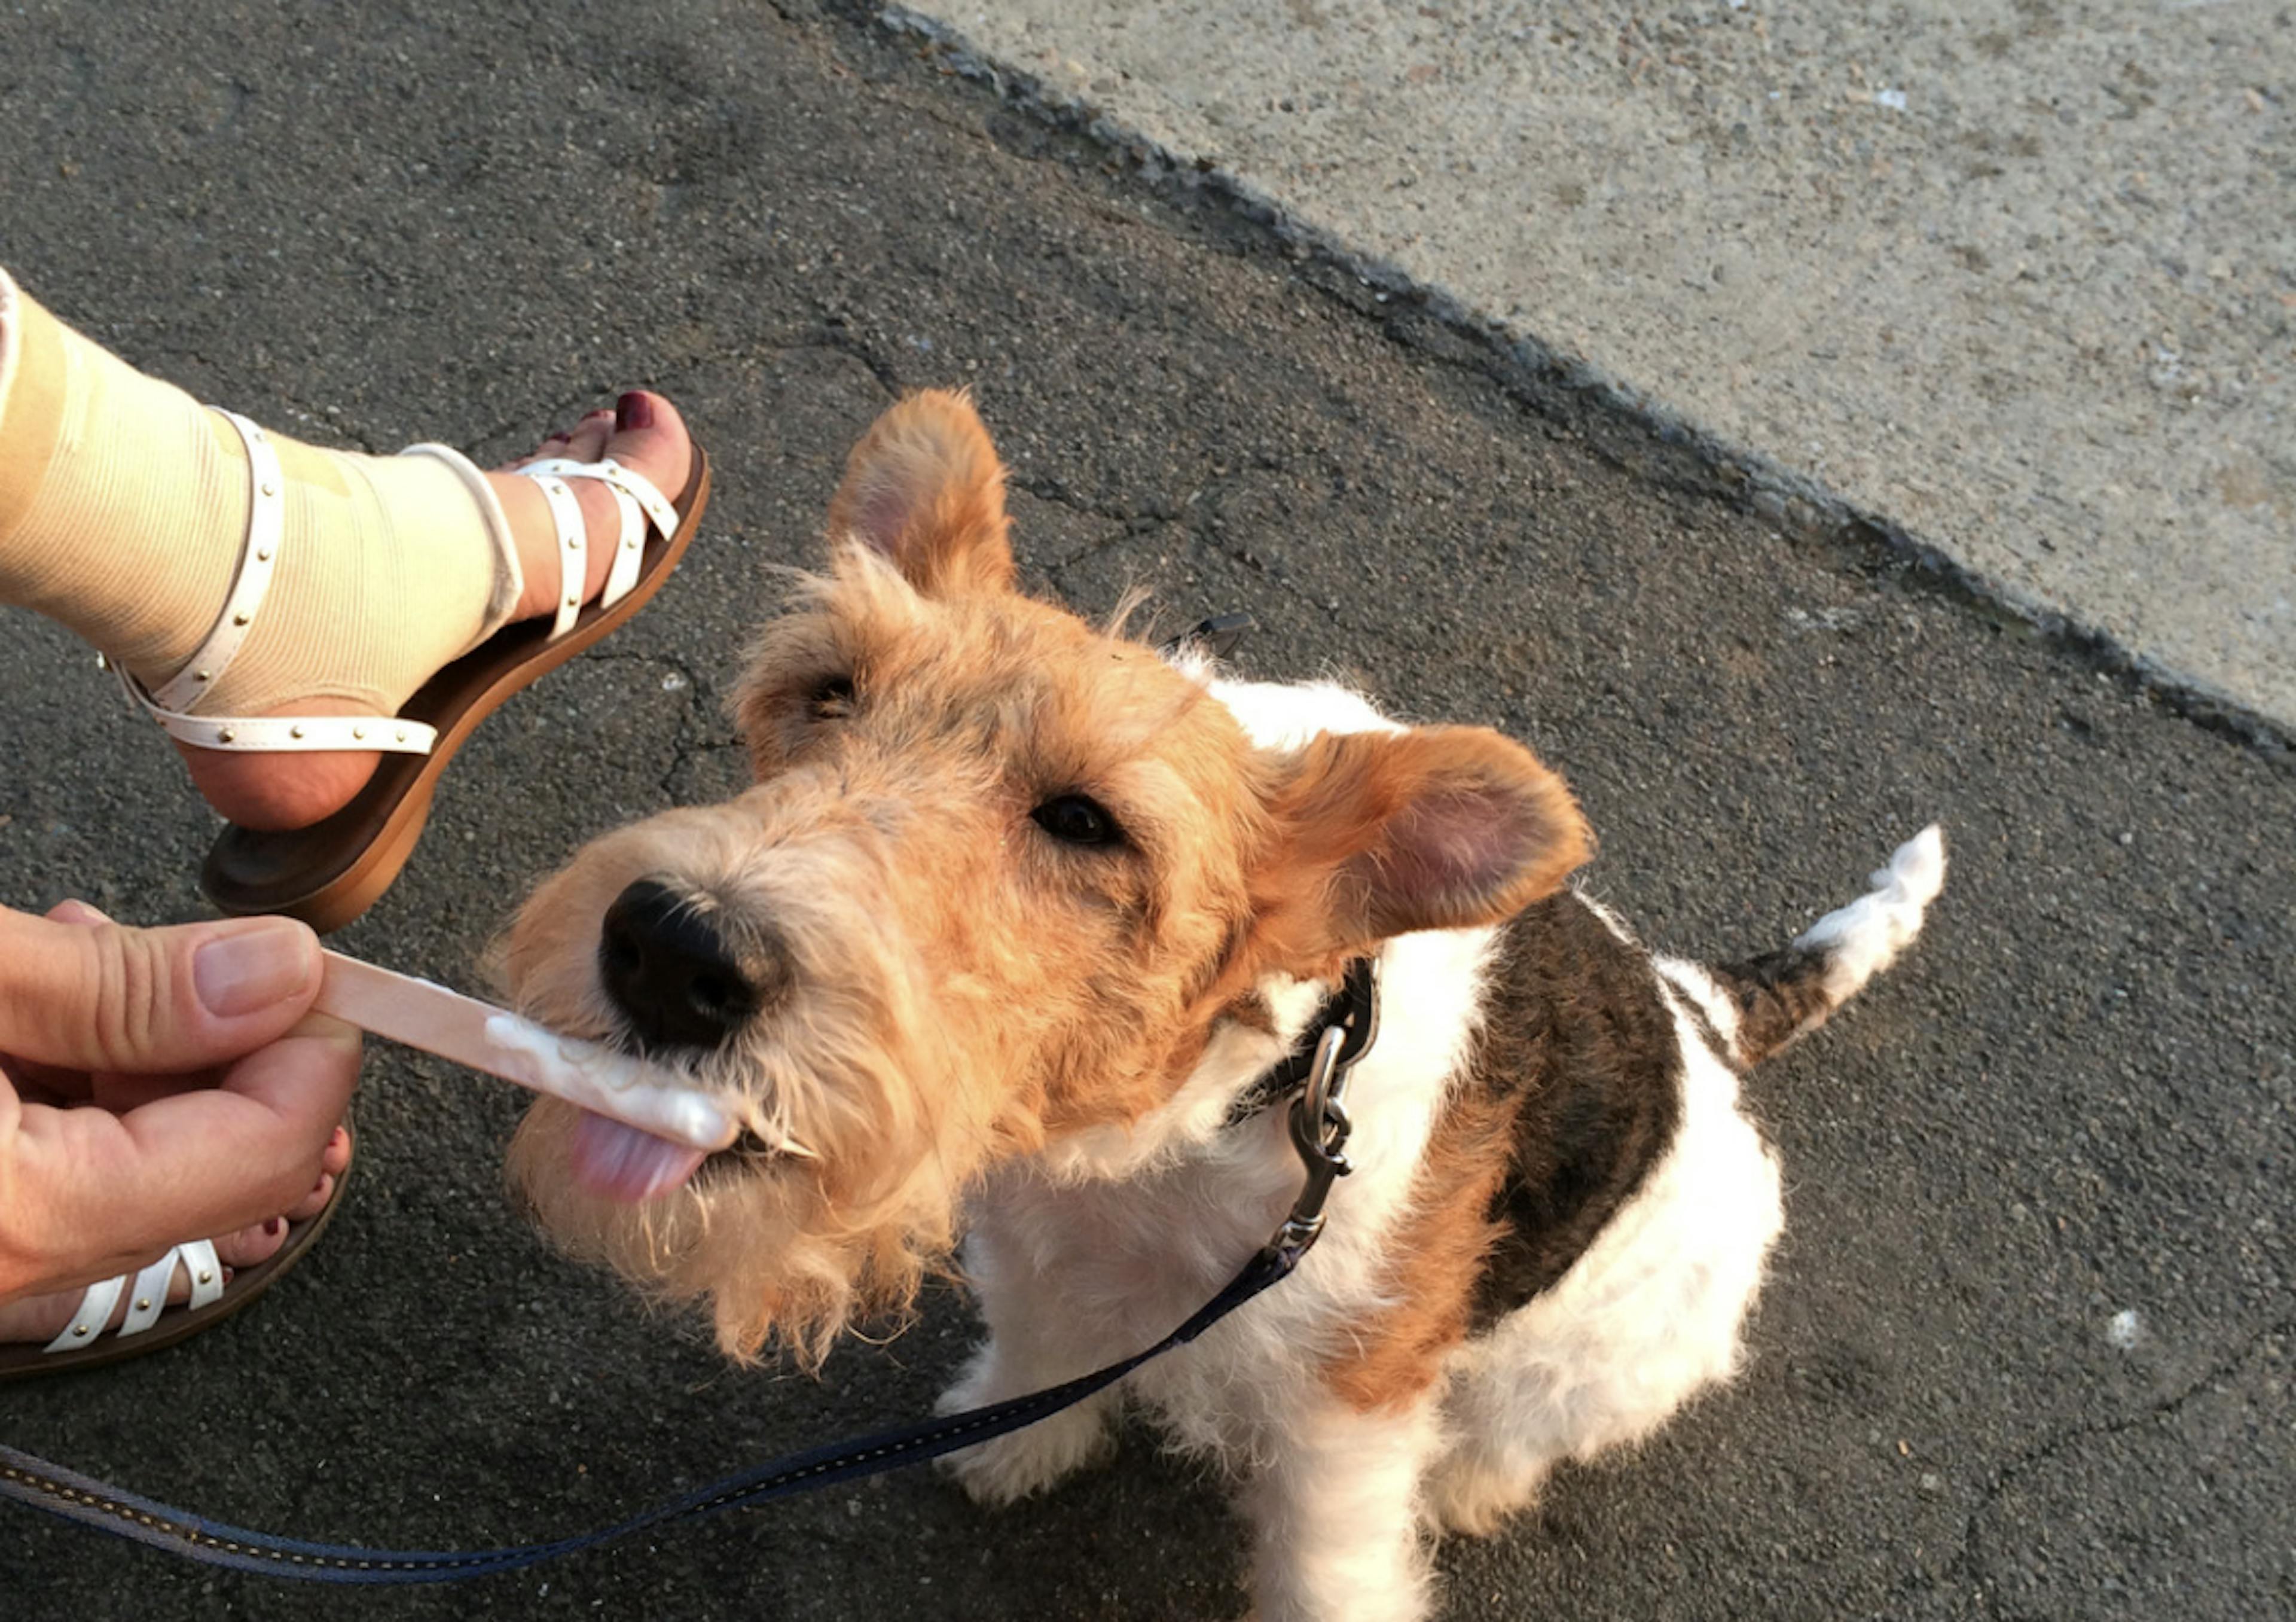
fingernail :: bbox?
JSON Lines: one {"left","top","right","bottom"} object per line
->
{"left": 264, "top": 1218, "right": 283, "bottom": 1238}
{"left": 193, "top": 919, "right": 316, "bottom": 1017}
{"left": 615, "top": 391, "right": 654, "bottom": 432}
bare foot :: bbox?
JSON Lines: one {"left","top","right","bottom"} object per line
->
{"left": 173, "top": 392, "right": 695, "bottom": 831}
{"left": 0, "top": 1124, "right": 353, "bottom": 1347}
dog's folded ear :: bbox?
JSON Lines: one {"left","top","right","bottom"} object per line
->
{"left": 827, "top": 389, "right": 1016, "bottom": 596}
{"left": 1257, "top": 725, "right": 1592, "bottom": 958}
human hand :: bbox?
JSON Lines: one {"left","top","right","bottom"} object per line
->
{"left": 0, "top": 900, "right": 361, "bottom": 1303}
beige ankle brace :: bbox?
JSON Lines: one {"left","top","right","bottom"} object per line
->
{"left": 0, "top": 268, "right": 522, "bottom": 727}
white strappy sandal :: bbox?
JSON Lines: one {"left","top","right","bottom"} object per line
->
{"left": 106, "top": 418, "right": 712, "bottom": 933}
{"left": 0, "top": 1142, "right": 352, "bottom": 1382}
{"left": 38, "top": 1242, "right": 226, "bottom": 1355}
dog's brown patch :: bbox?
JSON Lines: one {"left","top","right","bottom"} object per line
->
{"left": 1708, "top": 944, "right": 1837, "bottom": 1065}
{"left": 1323, "top": 1092, "right": 1518, "bottom": 1412}
{"left": 1321, "top": 895, "right": 1687, "bottom": 1411}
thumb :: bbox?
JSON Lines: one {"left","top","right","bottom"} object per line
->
{"left": 0, "top": 904, "right": 322, "bottom": 1073}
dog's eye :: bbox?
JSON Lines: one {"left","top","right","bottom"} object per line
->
{"left": 1031, "top": 794, "right": 1122, "bottom": 848}
{"left": 810, "top": 675, "right": 857, "bottom": 720}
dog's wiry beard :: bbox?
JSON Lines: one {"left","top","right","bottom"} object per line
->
{"left": 503, "top": 815, "right": 1024, "bottom": 1368}
{"left": 504, "top": 990, "right": 1004, "bottom": 1367}
{"left": 509, "top": 1099, "right": 944, "bottom": 1370}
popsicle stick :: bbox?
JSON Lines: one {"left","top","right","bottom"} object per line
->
{"left": 315, "top": 951, "right": 738, "bottom": 1153}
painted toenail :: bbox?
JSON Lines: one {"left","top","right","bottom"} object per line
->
{"left": 330, "top": 1126, "right": 347, "bottom": 1149}
{"left": 615, "top": 391, "right": 655, "bottom": 432}
{"left": 265, "top": 1218, "right": 283, "bottom": 1238}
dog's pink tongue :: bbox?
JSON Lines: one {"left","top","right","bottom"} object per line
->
{"left": 569, "top": 1109, "right": 709, "bottom": 1203}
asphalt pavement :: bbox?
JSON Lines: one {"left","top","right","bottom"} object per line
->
{"left": 2, "top": 3, "right": 2290, "bottom": 1619}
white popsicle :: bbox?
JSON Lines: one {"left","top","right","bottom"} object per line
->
{"left": 314, "top": 951, "right": 740, "bottom": 1153}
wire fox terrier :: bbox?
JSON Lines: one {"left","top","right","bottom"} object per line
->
{"left": 503, "top": 391, "right": 1945, "bottom": 1621}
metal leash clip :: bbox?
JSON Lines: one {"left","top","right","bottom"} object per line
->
{"left": 1267, "top": 957, "right": 1381, "bottom": 1261}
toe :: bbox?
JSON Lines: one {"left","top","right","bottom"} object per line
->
{"left": 564, "top": 408, "right": 615, "bottom": 464}
{"left": 286, "top": 1172, "right": 335, "bottom": 1224}
{"left": 507, "top": 426, "right": 576, "bottom": 471}
{"left": 600, "top": 390, "right": 692, "bottom": 497}
{"left": 214, "top": 1220, "right": 290, "bottom": 1271}
{"left": 487, "top": 391, "right": 695, "bottom": 625}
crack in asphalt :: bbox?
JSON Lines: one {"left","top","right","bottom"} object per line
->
{"left": 1013, "top": 476, "right": 1191, "bottom": 574}
{"left": 1021, "top": 464, "right": 1380, "bottom": 636}
{"left": 658, "top": 735, "right": 747, "bottom": 801}
{"left": 1015, "top": 476, "right": 1155, "bottom": 530}
{"left": 755, "top": 324, "right": 902, "bottom": 399}
{"left": 575, "top": 646, "right": 716, "bottom": 799}
{"left": 1940, "top": 1314, "right": 2295, "bottom": 1606}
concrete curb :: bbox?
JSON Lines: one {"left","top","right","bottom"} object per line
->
{"left": 871, "top": 2, "right": 2292, "bottom": 769}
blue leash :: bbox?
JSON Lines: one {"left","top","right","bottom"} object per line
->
{"left": 0, "top": 1244, "right": 1298, "bottom": 1585}
{"left": 0, "top": 958, "right": 1377, "bottom": 1586}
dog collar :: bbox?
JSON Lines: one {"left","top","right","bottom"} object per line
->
{"left": 1222, "top": 955, "right": 1380, "bottom": 1129}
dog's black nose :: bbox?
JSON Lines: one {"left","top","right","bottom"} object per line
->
{"left": 599, "top": 880, "right": 765, "bottom": 1052}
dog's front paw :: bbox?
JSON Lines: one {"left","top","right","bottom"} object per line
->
{"left": 1424, "top": 1452, "right": 1542, "bottom": 1538}
{"left": 939, "top": 1403, "right": 1117, "bottom": 1505}
{"left": 936, "top": 1353, "right": 1117, "bottom": 1505}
